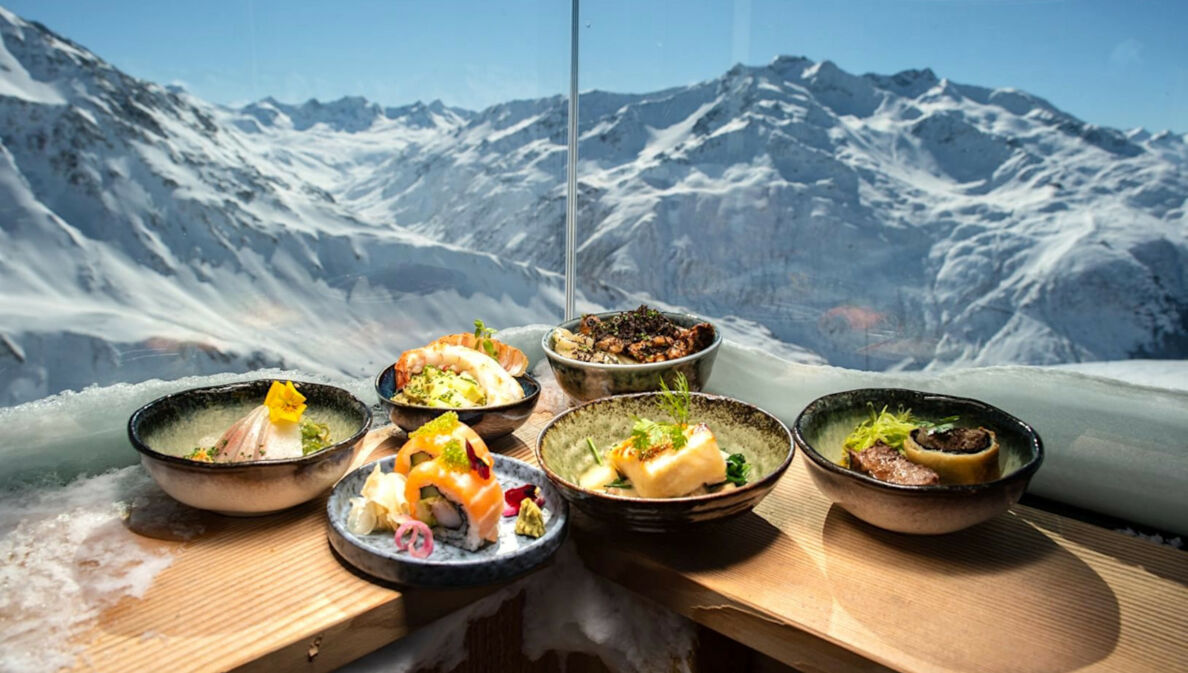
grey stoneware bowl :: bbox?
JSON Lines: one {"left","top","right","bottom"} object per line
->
{"left": 326, "top": 454, "right": 568, "bottom": 587}
{"left": 375, "top": 365, "right": 540, "bottom": 441}
{"left": 536, "top": 392, "right": 793, "bottom": 532}
{"left": 794, "top": 388, "right": 1044, "bottom": 535}
{"left": 541, "top": 311, "right": 721, "bottom": 402}
{"left": 128, "top": 379, "right": 372, "bottom": 516}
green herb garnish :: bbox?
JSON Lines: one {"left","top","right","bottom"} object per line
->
{"left": 300, "top": 420, "right": 332, "bottom": 455}
{"left": 842, "top": 405, "right": 918, "bottom": 454}
{"left": 473, "top": 319, "right": 498, "bottom": 358}
{"left": 631, "top": 416, "right": 687, "bottom": 458}
{"left": 724, "top": 453, "right": 751, "bottom": 486}
{"left": 658, "top": 372, "right": 690, "bottom": 425}
{"left": 410, "top": 411, "right": 460, "bottom": 439}
{"left": 586, "top": 437, "right": 604, "bottom": 465}
{"left": 842, "top": 405, "right": 961, "bottom": 456}
{"left": 184, "top": 446, "right": 214, "bottom": 462}
{"left": 606, "top": 478, "right": 633, "bottom": 489}
{"left": 440, "top": 439, "right": 469, "bottom": 471}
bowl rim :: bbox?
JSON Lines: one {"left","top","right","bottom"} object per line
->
{"left": 534, "top": 390, "right": 795, "bottom": 504}
{"left": 793, "top": 387, "right": 1044, "bottom": 495}
{"left": 540, "top": 309, "right": 722, "bottom": 371}
{"left": 374, "top": 365, "right": 542, "bottom": 413}
{"left": 128, "top": 378, "right": 373, "bottom": 470}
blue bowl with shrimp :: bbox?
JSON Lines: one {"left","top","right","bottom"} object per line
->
{"left": 375, "top": 364, "right": 541, "bottom": 442}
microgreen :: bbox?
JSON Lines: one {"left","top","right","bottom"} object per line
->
{"left": 473, "top": 319, "right": 499, "bottom": 357}
{"left": 657, "top": 372, "right": 690, "bottom": 426}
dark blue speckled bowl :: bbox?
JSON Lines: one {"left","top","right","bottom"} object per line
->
{"left": 375, "top": 365, "right": 540, "bottom": 442}
{"left": 326, "top": 454, "right": 568, "bottom": 587}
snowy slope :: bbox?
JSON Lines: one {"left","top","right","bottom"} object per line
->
{"left": 0, "top": 8, "right": 567, "bottom": 405}
{"left": 261, "top": 57, "right": 1187, "bottom": 371}
{"left": 2, "top": 4, "right": 1186, "bottom": 405}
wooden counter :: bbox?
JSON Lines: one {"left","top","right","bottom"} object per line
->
{"left": 77, "top": 408, "right": 1186, "bottom": 673}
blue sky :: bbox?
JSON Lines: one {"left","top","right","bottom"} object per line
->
{"left": 6, "top": 0, "right": 1186, "bottom": 131}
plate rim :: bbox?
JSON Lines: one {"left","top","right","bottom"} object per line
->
{"left": 326, "top": 452, "right": 568, "bottom": 584}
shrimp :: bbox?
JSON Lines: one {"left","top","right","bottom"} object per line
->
{"left": 430, "top": 333, "right": 528, "bottom": 376}
{"left": 394, "top": 344, "right": 524, "bottom": 405}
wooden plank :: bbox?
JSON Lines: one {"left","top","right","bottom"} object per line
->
{"left": 571, "top": 449, "right": 1188, "bottom": 673}
{"left": 73, "top": 397, "right": 1187, "bottom": 673}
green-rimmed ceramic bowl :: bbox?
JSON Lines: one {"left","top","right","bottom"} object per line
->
{"left": 794, "top": 388, "right": 1043, "bottom": 535}
{"left": 536, "top": 392, "right": 793, "bottom": 532}
{"left": 541, "top": 311, "right": 721, "bottom": 402}
{"left": 128, "top": 379, "right": 372, "bottom": 516}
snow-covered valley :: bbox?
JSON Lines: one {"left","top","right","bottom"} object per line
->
{"left": 1, "top": 5, "right": 1186, "bottom": 405}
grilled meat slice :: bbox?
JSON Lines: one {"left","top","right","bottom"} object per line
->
{"left": 847, "top": 441, "right": 940, "bottom": 486}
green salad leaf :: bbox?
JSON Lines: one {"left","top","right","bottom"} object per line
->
{"left": 724, "top": 453, "right": 751, "bottom": 486}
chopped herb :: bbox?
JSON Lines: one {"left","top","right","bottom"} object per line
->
{"left": 585, "top": 437, "right": 604, "bottom": 465}
{"left": 657, "top": 372, "right": 691, "bottom": 426}
{"left": 410, "top": 411, "right": 460, "bottom": 439}
{"left": 606, "top": 478, "right": 633, "bottom": 489}
{"left": 300, "top": 420, "right": 332, "bottom": 455}
{"left": 440, "top": 439, "right": 469, "bottom": 471}
{"left": 184, "top": 446, "right": 214, "bottom": 462}
{"left": 631, "top": 416, "right": 687, "bottom": 459}
{"left": 724, "top": 453, "right": 751, "bottom": 486}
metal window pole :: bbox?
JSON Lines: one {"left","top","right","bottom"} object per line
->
{"left": 564, "top": 0, "right": 579, "bottom": 321}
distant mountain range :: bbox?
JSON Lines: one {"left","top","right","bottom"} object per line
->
{"left": 1, "top": 5, "right": 1185, "bottom": 404}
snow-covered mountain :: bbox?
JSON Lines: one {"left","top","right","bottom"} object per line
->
{"left": 0, "top": 7, "right": 570, "bottom": 406}
{"left": 1, "top": 4, "right": 1186, "bottom": 405}
{"left": 243, "top": 57, "right": 1186, "bottom": 372}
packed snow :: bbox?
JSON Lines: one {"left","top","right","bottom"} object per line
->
{"left": 0, "top": 467, "right": 173, "bottom": 673}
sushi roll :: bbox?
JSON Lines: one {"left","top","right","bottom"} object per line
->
{"left": 393, "top": 412, "right": 492, "bottom": 475}
{"left": 404, "top": 439, "right": 503, "bottom": 551}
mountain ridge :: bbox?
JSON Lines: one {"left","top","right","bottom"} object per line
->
{"left": 1, "top": 4, "right": 1185, "bottom": 404}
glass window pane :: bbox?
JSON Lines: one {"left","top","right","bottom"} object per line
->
{"left": 571, "top": 0, "right": 1187, "bottom": 387}
{"left": 0, "top": 1, "right": 568, "bottom": 407}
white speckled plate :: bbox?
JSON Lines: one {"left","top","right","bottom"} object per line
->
{"left": 326, "top": 454, "right": 568, "bottom": 587}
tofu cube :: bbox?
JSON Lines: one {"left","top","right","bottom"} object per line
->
{"left": 609, "top": 424, "right": 727, "bottom": 498}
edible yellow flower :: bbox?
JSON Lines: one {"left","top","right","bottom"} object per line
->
{"left": 264, "top": 380, "right": 306, "bottom": 423}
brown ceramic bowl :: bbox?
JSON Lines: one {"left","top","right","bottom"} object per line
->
{"left": 536, "top": 392, "right": 793, "bottom": 532}
{"left": 128, "top": 379, "right": 372, "bottom": 516}
{"left": 794, "top": 388, "right": 1043, "bottom": 535}
{"left": 541, "top": 311, "right": 721, "bottom": 402}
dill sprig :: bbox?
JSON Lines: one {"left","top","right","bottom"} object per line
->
{"left": 657, "top": 372, "right": 691, "bottom": 426}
